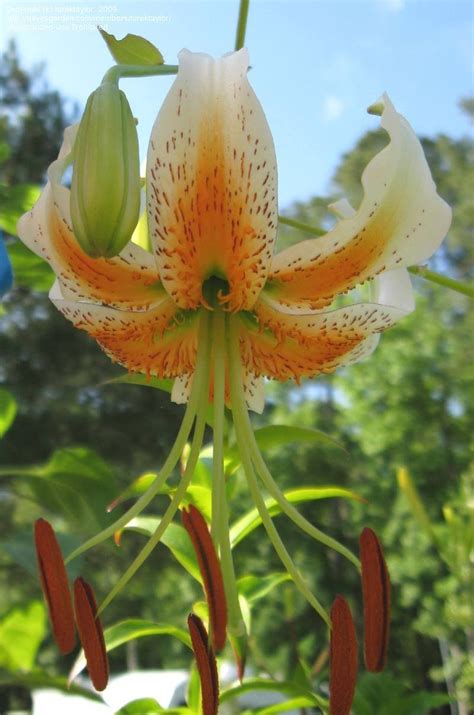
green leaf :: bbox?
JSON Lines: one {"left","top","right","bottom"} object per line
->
{"left": 220, "top": 678, "right": 327, "bottom": 709}
{"left": 70, "top": 618, "right": 191, "bottom": 682}
{"left": 2, "top": 529, "right": 83, "bottom": 580}
{"left": 237, "top": 573, "right": 292, "bottom": 603}
{"left": 0, "top": 601, "right": 46, "bottom": 672}
{"left": 115, "top": 700, "right": 190, "bottom": 715}
{"left": 185, "top": 485, "right": 212, "bottom": 522}
{"left": 7, "top": 239, "right": 55, "bottom": 291}
{"left": 104, "top": 372, "right": 173, "bottom": 393}
{"left": 226, "top": 425, "right": 344, "bottom": 471}
{"left": 0, "top": 183, "right": 40, "bottom": 236}
{"left": 0, "top": 388, "right": 17, "bottom": 438}
{"left": 115, "top": 699, "right": 163, "bottom": 714}
{"left": 0, "top": 447, "right": 118, "bottom": 531}
{"left": 0, "top": 673, "right": 103, "bottom": 702}
{"left": 99, "top": 28, "right": 164, "bottom": 66}
{"left": 186, "top": 664, "right": 201, "bottom": 713}
{"left": 247, "top": 696, "right": 323, "bottom": 714}
{"left": 230, "top": 486, "right": 362, "bottom": 547}
{"left": 123, "top": 519, "right": 201, "bottom": 583}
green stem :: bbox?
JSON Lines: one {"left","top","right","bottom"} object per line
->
{"left": 97, "top": 313, "right": 212, "bottom": 615}
{"left": 66, "top": 311, "right": 210, "bottom": 564}
{"left": 236, "top": 400, "right": 360, "bottom": 569}
{"left": 212, "top": 311, "right": 247, "bottom": 640}
{"left": 235, "top": 0, "right": 251, "bottom": 51}
{"left": 278, "top": 215, "right": 325, "bottom": 237}
{"left": 408, "top": 265, "right": 474, "bottom": 298}
{"left": 227, "top": 317, "right": 330, "bottom": 627}
{"left": 211, "top": 310, "right": 225, "bottom": 544}
{"left": 102, "top": 64, "right": 178, "bottom": 86}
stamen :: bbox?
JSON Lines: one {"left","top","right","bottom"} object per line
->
{"left": 359, "top": 527, "right": 391, "bottom": 672}
{"left": 329, "top": 595, "right": 358, "bottom": 715}
{"left": 34, "top": 518, "right": 75, "bottom": 654}
{"left": 187, "top": 613, "right": 219, "bottom": 715}
{"left": 73, "top": 577, "right": 109, "bottom": 691}
{"left": 182, "top": 505, "right": 228, "bottom": 652}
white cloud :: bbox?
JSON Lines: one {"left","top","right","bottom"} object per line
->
{"left": 377, "top": 0, "right": 406, "bottom": 12}
{"left": 323, "top": 95, "right": 346, "bottom": 121}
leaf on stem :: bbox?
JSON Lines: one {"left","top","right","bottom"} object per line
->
{"left": 98, "top": 28, "right": 164, "bottom": 66}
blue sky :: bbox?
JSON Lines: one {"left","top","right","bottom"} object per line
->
{"left": 1, "top": 0, "right": 472, "bottom": 208}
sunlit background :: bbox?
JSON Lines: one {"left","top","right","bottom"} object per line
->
{"left": 0, "top": 1, "right": 472, "bottom": 714}
{"left": 1, "top": 0, "right": 472, "bottom": 206}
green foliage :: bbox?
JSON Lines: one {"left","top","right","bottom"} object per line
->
{"left": 353, "top": 672, "right": 452, "bottom": 715}
{"left": 6, "top": 238, "right": 55, "bottom": 291}
{"left": 99, "top": 28, "right": 164, "bottom": 66}
{"left": 0, "top": 387, "right": 17, "bottom": 438}
{"left": 0, "top": 601, "right": 46, "bottom": 672}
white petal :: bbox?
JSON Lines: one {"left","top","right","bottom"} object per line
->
{"left": 147, "top": 48, "right": 277, "bottom": 311}
{"left": 268, "top": 94, "right": 451, "bottom": 310}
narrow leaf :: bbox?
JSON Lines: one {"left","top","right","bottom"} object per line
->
{"left": 69, "top": 619, "right": 190, "bottom": 682}
{"left": 230, "top": 487, "right": 362, "bottom": 547}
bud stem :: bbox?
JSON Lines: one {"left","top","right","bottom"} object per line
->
{"left": 101, "top": 63, "right": 179, "bottom": 86}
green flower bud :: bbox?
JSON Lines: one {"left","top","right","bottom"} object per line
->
{"left": 70, "top": 82, "right": 140, "bottom": 258}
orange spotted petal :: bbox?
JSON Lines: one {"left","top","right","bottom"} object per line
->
{"left": 17, "top": 126, "right": 163, "bottom": 312}
{"left": 360, "top": 527, "right": 391, "bottom": 672}
{"left": 187, "top": 613, "right": 219, "bottom": 715}
{"left": 243, "top": 274, "right": 412, "bottom": 382}
{"left": 73, "top": 577, "right": 109, "bottom": 692}
{"left": 34, "top": 518, "right": 75, "bottom": 654}
{"left": 182, "top": 505, "right": 228, "bottom": 652}
{"left": 50, "top": 281, "right": 199, "bottom": 379}
{"left": 267, "top": 94, "right": 451, "bottom": 311}
{"left": 147, "top": 48, "right": 277, "bottom": 312}
{"left": 329, "top": 596, "right": 358, "bottom": 715}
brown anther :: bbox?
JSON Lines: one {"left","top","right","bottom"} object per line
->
{"left": 73, "top": 577, "right": 109, "bottom": 691}
{"left": 187, "top": 613, "right": 219, "bottom": 715}
{"left": 329, "top": 595, "right": 358, "bottom": 715}
{"left": 359, "top": 527, "right": 391, "bottom": 672}
{"left": 34, "top": 518, "right": 75, "bottom": 654}
{"left": 182, "top": 505, "right": 227, "bottom": 652}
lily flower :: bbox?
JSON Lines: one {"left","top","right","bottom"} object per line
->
{"left": 18, "top": 48, "right": 450, "bottom": 645}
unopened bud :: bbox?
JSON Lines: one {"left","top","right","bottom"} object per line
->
{"left": 70, "top": 82, "right": 140, "bottom": 258}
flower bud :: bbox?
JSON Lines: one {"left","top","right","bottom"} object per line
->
{"left": 70, "top": 82, "right": 140, "bottom": 258}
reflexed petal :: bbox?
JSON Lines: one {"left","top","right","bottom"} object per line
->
{"left": 147, "top": 48, "right": 277, "bottom": 311}
{"left": 268, "top": 94, "right": 451, "bottom": 310}
{"left": 242, "top": 282, "right": 413, "bottom": 381}
{"left": 17, "top": 128, "right": 163, "bottom": 311}
{"left": 51, "top": 281, "right": 199, "bottom": 379}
